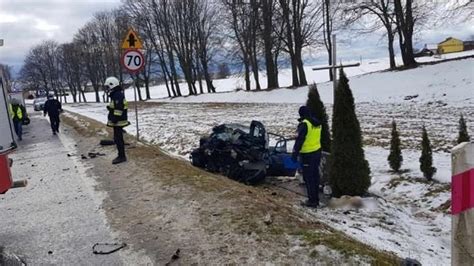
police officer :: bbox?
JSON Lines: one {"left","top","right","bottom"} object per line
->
{"left": 9, "top": 98, "right": 25, "bottom": 141}
{"left": 43, "top": 95, "right": 62, "bottom": 135}
{"left": 104, "top": 77, "right": 130, "bottom": 165}
{"left": 292, "top": 106, "right": 322, "bottom": 208}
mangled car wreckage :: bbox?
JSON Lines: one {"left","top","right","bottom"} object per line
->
{"left": 190, "top": 121, "right": 299, "bottom": 185}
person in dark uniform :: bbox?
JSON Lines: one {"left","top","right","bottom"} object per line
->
{"left": 292, "top": 106, "right": 322, "bottom": 208}
{"left": 9, "top": 98, "right": 26, "bottom": 141}
{"left": 104, "top": 76, "right": 130, "bottom": 165}
{"left": 43, "top": 95, "right": 62, "bottom": 135}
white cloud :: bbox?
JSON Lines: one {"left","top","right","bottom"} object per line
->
{"left": 34, "top": 18, "right": 60, "bottom": 32}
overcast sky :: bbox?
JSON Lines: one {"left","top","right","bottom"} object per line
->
{"left": 1, "top": 0, "right": 473, "bottom": 76}
{"left": 0, "top": 0, "right": 120, "bottom": 73}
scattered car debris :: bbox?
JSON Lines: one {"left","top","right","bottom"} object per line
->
{"left": 88, "top": 152, "right": 106, "bottom": 158}
{"left": 99, "top": 139, "right": 115, "bottom": 146}
{"left": 165, "top": 249, "right": 180, "bottom": 265}
{"left": 92, "top": 243, "right": 127, "bottom": 255}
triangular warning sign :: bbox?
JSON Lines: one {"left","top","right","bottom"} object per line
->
{"left": 121, "top": 28, "right": 143, "bottom": 49}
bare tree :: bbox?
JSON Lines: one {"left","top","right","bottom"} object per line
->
{"left": 321, "top": 0, "right": 343, "bottom": 81}
{"left": 344, "top": 0, "right": 397, "bottom": 69}
{"left": 74, "top": 21, "right": 106, "bottom": 102}
{"left": 260, "top": 0, "right": 279, "bottom": 89}
{"left": 394, "top": 0, "right": 417, "bottom": 68}
{"left": 222, "top": 0, "right": 261, "bottom": 91}
{"left": 20, "top": 41, "right": 61, "bottom": 98}
{"left": 278, "top": 0, "right": 321, "bottom": 86}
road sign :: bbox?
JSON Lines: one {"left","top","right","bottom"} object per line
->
{"left": 121, "top": 49, "right": 145, "bottom": 73}
{"left": 121, "top": 29, "right": 143, "bottom": 49}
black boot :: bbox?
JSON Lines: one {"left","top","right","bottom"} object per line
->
{"left": 112, "top": 156, "right": 127, "bottom": 164}
{"left": 300, "top": 199, "right": 319, "bottom": 208}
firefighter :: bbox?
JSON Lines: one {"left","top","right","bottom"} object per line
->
{"left": 292, "top": 106, "right": 322, "bottom": 208}
{"left": 43, "top": 95, "right": 62, "bottom": 135}
{"left": 104, "top": 76, "right": 130, "bottom": 165}
{"left": 9, "top": 98, "right": 25, "bottom": 141}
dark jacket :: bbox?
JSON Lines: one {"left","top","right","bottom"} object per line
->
{"left": 292, "top": 106, "right": 321, "bottom": 158}
{"left": 107, "top": 87, "right": 129, "bottom": 127}
{"left": 44, "top": 99, "right": 62, "bottom": 117}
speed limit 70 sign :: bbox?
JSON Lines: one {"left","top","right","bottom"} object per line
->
{"left": 121, "top": 49, "right": 145, "bottom": 73}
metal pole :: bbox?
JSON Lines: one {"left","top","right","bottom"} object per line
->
{"left": 133, "top": 79, "right": 139, "bottom": 141}
{"left": 332, "top": 34, "right": 337, "bottom": 101}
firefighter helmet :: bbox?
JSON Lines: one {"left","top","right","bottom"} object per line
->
{"left": 104, "top": 76, "right": 120, "bottom": 89}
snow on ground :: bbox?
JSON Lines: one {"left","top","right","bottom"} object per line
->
{"left": 61, "top": 56, "right": 473, "bottom": 265}
{"left": 63, "top": 50, "right": 474, "bottom": 103}
{"left": 160, "top": 57, "right": 473, "bottom": 105}
{"left": 62, "top": 101, "right": 464, "bottom": 264}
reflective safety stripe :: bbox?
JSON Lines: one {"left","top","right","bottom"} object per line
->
{"left": 124, "top": 100, "right": 128, "bottom": 110}
{"left": 113, "top": 110, "right": 123, "bottom": 116}
{"left": 300, "top": 119, "right": 321, "bottom": 153}
{"left": 107, "top": 120, "right": 130, "bottom": 127}
{"left": 109, "top": 101, "right": 115, "bottom": 109}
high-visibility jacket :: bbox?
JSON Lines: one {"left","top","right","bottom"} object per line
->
{"left": 9, "top": 104, "right": 23, "bottom": 121}
{"left": 107, "top": 87, "right": 130, "bottom": 127}
{"left": 300, "top": 119, "right": 321, "bottom": 153}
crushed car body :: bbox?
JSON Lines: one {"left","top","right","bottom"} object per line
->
{"left": 190, "top": 121, "right": 299, "bottom": 185}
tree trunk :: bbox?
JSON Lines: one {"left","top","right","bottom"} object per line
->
{"left": 387, "top": 27, "right": 396, "bottom": 69}
{"left": 262, "top": 0, "right": 278, "bottom": 89}
{"left": 201, "top": 60, "right": 216, "bottom": 93}
{"left": 295, "top": 47, "right": 307, "bottom": 86}
{"left": 244, "top": 59, "right": 251, "bottom": 91}
{"left": 135, "top": 76, "right": 143, "bottom": 101}
{"left": 323, "top": 0, "right": 333, "bottom": 81}
{"left": 94, "top": 84, "right": 100, "bottom": 103}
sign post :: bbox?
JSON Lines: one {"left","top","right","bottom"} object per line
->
{"left": 121, "top": 28, "right": 145, "bottom": 141}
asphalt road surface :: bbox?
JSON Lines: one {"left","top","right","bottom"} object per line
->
{"left": 0, "top": 111, "right": 148, "bottom": 265}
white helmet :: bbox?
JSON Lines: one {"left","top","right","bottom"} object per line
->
{"left": 104, "top": 76, "right": 120, "bottom": 89}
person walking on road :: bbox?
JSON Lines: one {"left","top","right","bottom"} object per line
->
{"left": 292, "top": 106, "right": 322, "bottom": 208}
{"left": 43, "top": 95, "right": 62, "bottom": 135}
{"left": 9, "top": 98, "right": 26, "bottom": 141}
{"left": 104, "top": 76, "right": 130, "bottom": 165}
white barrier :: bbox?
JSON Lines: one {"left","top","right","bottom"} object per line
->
{"left": 452, "top": 142, "right": 474, "bottom": 265}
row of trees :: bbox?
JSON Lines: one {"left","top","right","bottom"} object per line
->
{"left": 306, "top": 78, "right": 471, "bottom": 196}
{"left": 19, "top": 0, "right": 472, "bottom": 103}
{"left": 388, "top": 115, "right": 471, "bottom": 180}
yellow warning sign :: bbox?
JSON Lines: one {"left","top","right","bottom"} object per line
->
{"left": 121, "top": 28, "right": 143, "bottom": 49}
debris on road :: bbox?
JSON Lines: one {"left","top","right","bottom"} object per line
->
{"left": 88, "top": 152, "right": 106, "bottom": 158}
{"left": 165, "top": 249, "right": 180, "bottom": 265}
{"left": 92, "top": 243, "right": 127, "bottom": 255}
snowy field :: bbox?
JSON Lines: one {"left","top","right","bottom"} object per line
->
{"left": 62, "top": 55, "right": 473, "bottom": 264}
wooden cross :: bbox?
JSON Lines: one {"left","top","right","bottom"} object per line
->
{"left": 312, "top": 34, "right": 360, "bottom": 103}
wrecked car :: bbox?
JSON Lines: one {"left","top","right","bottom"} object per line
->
{"left": 190, "top": 121, "right": 299, "bottom": 185}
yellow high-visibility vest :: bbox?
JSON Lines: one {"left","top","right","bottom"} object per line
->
{"left": 300, "top": 119, "right": 321, "bottom": 153}
{"left": 9, "top": 104, "right": 23, "bottom": 120}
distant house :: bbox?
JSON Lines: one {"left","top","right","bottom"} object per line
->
{"left": 463, "top": 41, "right": 474, "bottom": 51}
{"left": 424, "top": 44, "right": 438, "bottom": 54}
{"left": 438, "top": 37, "right": 464, "bottom": 54}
